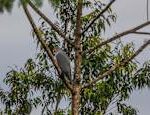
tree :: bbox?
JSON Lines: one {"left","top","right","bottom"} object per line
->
{"left": 0, "top": 0, "right": 150, "bottom": 114}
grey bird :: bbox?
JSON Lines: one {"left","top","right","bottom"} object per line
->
{"left": 54, "top": 47, "right": 72, "bottom": 81}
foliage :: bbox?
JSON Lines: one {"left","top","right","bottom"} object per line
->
{"left": 0, "top": 58, "right": 70, "bottom": 114}
{"left": 0, "top": 40, "right": 150, "bottom": 114}
{"left": 81, "top": 37, "right": 149, "bottom": 114}
{"left": 0, "top": 0, "right": 15, "bottom": 13}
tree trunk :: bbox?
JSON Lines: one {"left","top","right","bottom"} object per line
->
{"left": 72, "top": 84, "right": 81, "bottom": 115}
{"left": 72, "top": 0, "right": 83, "bottom": 114}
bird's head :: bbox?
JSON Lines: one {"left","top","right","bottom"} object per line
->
{"left": 53, "top": 47, "right": 61, "bottom": 55}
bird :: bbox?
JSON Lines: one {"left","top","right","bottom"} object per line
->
{"left": 53, "top": 47, "right": 72, "bottom": 82}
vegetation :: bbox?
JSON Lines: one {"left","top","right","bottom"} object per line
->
{"left": 0, "top": 0, "right": 150, "bottom": 114}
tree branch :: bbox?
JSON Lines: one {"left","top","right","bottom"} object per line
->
{"left": 131, "top": 31, "right": 150, "bottom": 35}
{"left": 27, "top": 0, "right": 74, "bottom": 47}
{"left": 82, "top": 0, "right": 115, "bottom": 35}
{"left": 82, "top": 39, "right": 150, "bottom": 89}
{"left": 22, "top": 3, "right": 73, "bottom": 91}
{"left": 85, "top": 21, "right": 150, "bottom": 55}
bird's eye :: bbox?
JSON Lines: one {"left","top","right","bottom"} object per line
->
{"left": 53, "top": 49, "right": 56, "bottom": 54}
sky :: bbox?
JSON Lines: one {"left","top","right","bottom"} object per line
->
{"left": 0, "top": 0, "right": 150, "bottom": 115}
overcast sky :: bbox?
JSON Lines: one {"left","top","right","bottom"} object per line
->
{"left": 0, "top": 0, "right": 150, "bottom": 115}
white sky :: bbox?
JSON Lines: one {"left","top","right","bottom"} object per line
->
{"left": 0, "top": 0, "right": 150, "bottom": 115}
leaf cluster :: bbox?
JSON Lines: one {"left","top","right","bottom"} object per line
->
{"left": 81, "top": 38, "right": 150, "bottom": 115}
{"left": 0, "top": 58, "right": 70, "bottom": 114}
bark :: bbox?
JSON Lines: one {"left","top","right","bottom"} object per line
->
{"left": 72, "top": 84, "right": 81, "bottom": 115}
{"left": 72, "top": 0, "right": 83, "bottom": 114}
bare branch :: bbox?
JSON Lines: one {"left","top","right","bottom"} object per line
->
{"left": 27, "top": 0, "right": 74, "bottom": 47}
{"left": 22, "top": 3, "right": 73, "bottom": 91}
{"left": 131, "top": 31, "right": 150, "bottom": 35}
{"left": 82, "top": 0, "right": 115, "bottom": 35}
{"left": 85, "top": 21, "right": 150, "bottom": 55}
{"left": 82, "top": 39, "right": 150, "bottom": 89}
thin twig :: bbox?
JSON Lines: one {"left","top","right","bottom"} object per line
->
{"left": 82, "top": 40, "right": 150, "bottom": 89}
{"left": 82, "top": 0, "right": 115, "bottom": 35}
{"left": 147, "top": 0, "right": 149, "bottom": 21}
{"left": 27, "top": 0, "right": 74, "bottom": 47}
{"left": 22, "top": 3, "right": 73, "bottom": 91}
{"left": 131, "top": 31, "right": 150, "bottom": 35}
